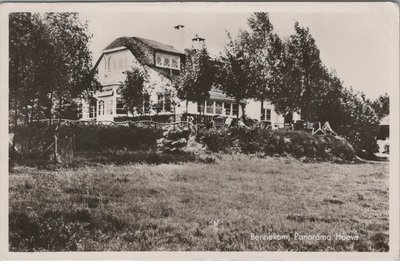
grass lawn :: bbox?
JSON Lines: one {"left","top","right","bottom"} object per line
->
{"left": 9, "top": 155, "right": 389, "bottom": 251}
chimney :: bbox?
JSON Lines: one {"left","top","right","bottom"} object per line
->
{"left": 173, "top": 24, "right": 185, "bottom": 52}
{"left": 192, "top": 34, "right": 205, "bottom": 50}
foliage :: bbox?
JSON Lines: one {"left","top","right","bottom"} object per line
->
{"left": 157, "top": 126, "right": 190, "bottom": 153}
{"left": 199, "top": 129, "right": 233, "bottom": 152}
{"left": 199, "top": 128, "right": 357, "bottom": 161}
{"left": 12, "top": 124, "right": 164, "bottom": 156}
{"left": 272, "top": 22, "right": 324, "bottom": 120}
{"left": 121, "top": 68, "right": 149, "bottom": 116}
{"left": 241, "top": 13, "right": 282, "bottom": 115}
{"left": 336, "top": 88, "right": 380, "bottom": 156}
{"left": 370, "top": 93, "right": 389, "bottom": 120}
{"left": 9, "top": 12, "right": 98, "bottom": 125}
{"left": 216, "top": 32, "right": 255, "bottom": 119}
{"left": 174, "top": 47, "right": 214, "bottom": 111}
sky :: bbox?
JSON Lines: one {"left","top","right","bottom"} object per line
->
{"left": 81, "top": 2, "right": 398, "bottom": 100}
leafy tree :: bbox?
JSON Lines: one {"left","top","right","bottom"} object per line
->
{"left": 9, "top": 12, "right": 97, "bottom": 126}
{"left": 370, "top": 93, "right": 389, "bottom": 120}
{"left": 43, "top": 13, "right": 97, "bottom": 120}
{"left": 9, "top": 13, "right": 52, "bottom": 126}
{"left": 308, "top": 67, "right": 345, "bottom": 128}
{"left": 217, "top": 32, "right": 254, "bottom": 119}
{"left": 121, "top": 68, "right": 148, "bottom": 117}
{"left": 242, "top": 12, "right": 281, "bottom": 119}
{"left": 272, "top": 22, "right": 324, "bottom": 121}
{"left": 174, "top": 46, "right": 214, "bottom": 115}
{"left": 336, "top": 88, "right": 380, "bottom": 157}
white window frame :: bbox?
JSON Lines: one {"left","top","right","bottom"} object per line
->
{"left": 155, "top": 52, "right": 180, "bottom": 70}
{"left": 261, "top": 108, "right": 272, "bottom": 121}
{"left": 98, "top": 100, "right": 105, "bottom": 116}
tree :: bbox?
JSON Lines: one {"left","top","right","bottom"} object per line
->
{"left": 43, "top": 13, "right": 97, "bottom": 120}
{"left": 336, "top": 88, "right": 380, "bottom": 157}
{"left": 121, "top": 68, "right": 148, "bottom": 117}
{"left": 9, "top": 13, "right": 52, "bottom": 126}
{"left": 217, "top": 32, "right": 254, "bottom": 119}
{"left": 269, "top": 22, "right": 324, "bottom": 121}
{"left": 307, "top": 67, "right": 345, "bottom": 128}
{"left": 370, "top": 93, "right": 389, "bottom": 120}
{"left": 174, "top": 46, "right": 214, "bottom": 115}
{"left": 242, "top": 12, "right": 280, "bottom": 120}
{"left": 9, "top": 12, "right": 97, "bottom": 126}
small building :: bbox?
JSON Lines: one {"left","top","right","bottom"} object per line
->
{"left": 378, "top": 115, "right": 389, "bottom": 140}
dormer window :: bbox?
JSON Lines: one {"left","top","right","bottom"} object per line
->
{"left": 155, "top": 52, "right": 180, "bottom": 70}
{"left": 163, "top": 57, "right": 170, "bottom": 67}
{"left": 171, "top": 57, "right": 178, "bottom": 68}
{"left": 156, "top": 56, "right": 162, "bottom": 66}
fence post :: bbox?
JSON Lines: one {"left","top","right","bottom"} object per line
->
{"left": 53, "top": 125, "right": 61, "bottom": 163}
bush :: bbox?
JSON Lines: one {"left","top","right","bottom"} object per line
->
{"left": 199, "top": 129, "right": 232, "bottom": 152}
{"left": 157, "top": 126, "right": 190, "bottom": 153}
{"left": 13, "top": 124, "right": 164, "bottom": 153}
{"left": 336, "top": 89, "right": 380, "bottom": 157}
{"left": 199, "top": 128, "right": 356, "bottom": 162}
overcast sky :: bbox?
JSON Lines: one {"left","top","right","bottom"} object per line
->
{"left": 81, "top": 2, "right": 398, "bottom": 100}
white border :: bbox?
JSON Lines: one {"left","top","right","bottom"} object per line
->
{"left": 0, "top": 2, "right": 399, "bottom": 261}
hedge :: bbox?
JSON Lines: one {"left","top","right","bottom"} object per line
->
{"left": 199, "top": 128, "right": 357, "bottom": 162}
{"left": 12, "top": 124, "right": 164, "bottom": 153}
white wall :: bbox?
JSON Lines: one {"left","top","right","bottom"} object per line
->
{"left": 246, "top": 99, "right": 285, "bottom": 128}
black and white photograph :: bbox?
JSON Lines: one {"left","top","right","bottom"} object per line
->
{"left": 1, "top": 1, "right": 399, "bottom": 259}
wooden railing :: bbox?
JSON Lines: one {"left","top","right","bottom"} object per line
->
{"left": 26, "top": 118, "right": 196, "bottom": 129}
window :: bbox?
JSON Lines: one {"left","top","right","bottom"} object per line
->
{"left": 107, "top": 56, "right": 111, "bottom": 72}
{"left": 77, "top": 103, "right": 82, "bottom": 119}
{"left": 215, "top": 102, "right": 223, "bottom": 115}
{"left": 197, "top": 102, "right": 204, "bottom": 114}
{"left": 224, "top": 103, "right": 231, "bottom": 116}
{"left": 109, "top": 100, "right": 114, "bottom": 115}
{"left": 261, "top": 108, "right": 272, "bottom": 121}
{"left": 157, "top": 93, "right": 164, "bottom": 112}
{"left": 206, "top": 101, "right": 214, "bottom": 114}
{"left": 156, "top": 56, "right": 162, "bottom": 66}
{"left": 266, "top": 109, "right": 271, "bottom": 121}
{"left": 165, "top": 92, "right": 172, "bottom": 112}
{"left": 116, "top": 97, "right": 126, "bottom": 114}
{"left": 232, "top": 103, "right": 238, "bottom": 117}
{"left": 89, "top": 101, "right": 97, "bottom": 118}
{"left": 155, "top": 53, "right": 180, "bottom": 70}
{"left": 163, "top": 57, "right": 170, "bottom": 67}
{"left": 156, "top": 92, "right": 173, "bottom": 113}
{"left": 143, "top": 94, "right": 150, "bottom": 114}
{"left": 171, "top": 57, "right": 179, "bottom": 68}
{"left": 98, "top": 100, "right": 105, "bottom": 116}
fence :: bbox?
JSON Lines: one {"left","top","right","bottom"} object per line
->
{"left": 27, "top": 118, "right": 195, "bottom": 130}
{"left": 10, "top": 118, "right": 196, "bottom": 164}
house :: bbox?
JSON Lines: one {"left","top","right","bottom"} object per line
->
{"left": 81, "top": 27, "right": 300, "bottom": 127}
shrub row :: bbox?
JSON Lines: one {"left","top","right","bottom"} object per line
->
{"left": 199, "top": 128, "right": 356, "bottom": 161}
{"left": 12, "top": 124, "right": 164, "bottom": 153}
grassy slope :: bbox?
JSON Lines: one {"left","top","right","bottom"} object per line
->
{"left": 9, "top": 155, "right": 389, "bottom": 251}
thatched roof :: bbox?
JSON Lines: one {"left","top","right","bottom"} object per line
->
{"left": 104, "top": 36, "right": 183, "bottom": 66}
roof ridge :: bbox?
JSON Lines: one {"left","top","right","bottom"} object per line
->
{"left": 104, "top": 36, "right": 183, "bottom": 55}
{"left": 133, "top": 36, "right": 175, "bottom": 49}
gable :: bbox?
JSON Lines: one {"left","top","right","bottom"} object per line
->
{"left": 103, "top": 37, "right": 183, "bottom": 67}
